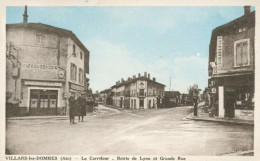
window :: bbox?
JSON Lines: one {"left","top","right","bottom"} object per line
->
{"left": 73, "top": 44, "right": 76, "bottom": 57}
{"left": 234, "top": 39, "right": 250, "bottom": 67}
{"left": 70, "top": 63, "right": 77, "bottom": 81}
{"left": 79, "top": 68, "right": 83, "bottom": 84}
{"left": 80, "top": 52, "right": 83, "bottom": 60}
{"left": 139, "top": 89, "right": 144, "bottom": 96}
{"left": 36, "top": 35, "right": 45, "bottom": 45}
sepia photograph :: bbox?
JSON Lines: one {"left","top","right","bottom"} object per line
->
{"left": 3, "top": 3, "right": 257, "bottom": 159}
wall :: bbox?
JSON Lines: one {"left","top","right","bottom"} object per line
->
{"left": 217, "top": 27, "right": 254, "bottom": 74}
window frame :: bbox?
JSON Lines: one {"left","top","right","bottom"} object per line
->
{"left": 35, "top": 34, "right": 45, "bottom": 46}
{"left": 79, "top": 68, "right": 84, "bottom": 84}
{"left": 234, "top": 38, "right": 250, "bottom": 67}
{"left": 70, "top": 63, "right": 77, "bottom": 82}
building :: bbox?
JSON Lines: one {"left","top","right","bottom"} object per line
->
{"left": 110, "top": 72, "right": 165, "bottom": 109}
{"left": 208, "top": 6, "right": 254, "bottom": 120}
{"left": 163, "top": 91, "right": 181, "bottom": 107}
{"left": 6, "top": 7, "right": 90, "bottom": 116}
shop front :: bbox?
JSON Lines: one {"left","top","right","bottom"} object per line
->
{"left": 69, "top": 82, "right": 85, "bottom": 98}
{"left": 24, "top": 80, "right": 64, "bottom": 116}
{"left": 209, "top": 73, "right": 254, "bottom": 120}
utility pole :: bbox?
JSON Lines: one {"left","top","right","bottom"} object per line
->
{"left": 169, "top": 76, "right": 171, "bottom": 91}
{"left": 192, "top": 84, "right": 199, "bottom": 117}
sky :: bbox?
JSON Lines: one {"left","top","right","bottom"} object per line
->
{"left": 6, "top": 6, "right": 255, "bottom": 93}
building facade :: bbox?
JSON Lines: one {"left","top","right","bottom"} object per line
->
{"left": 110, "top": 72, "right": 165, "bottom": 109}
{"left": 6, "top": 8, "right": 90, "bottom": 116}
{"left": 208, "top": 6, "right": 254, "bottom": 120}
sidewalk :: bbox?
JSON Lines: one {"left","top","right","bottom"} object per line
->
{"left": 7, "top": 115, "right": 69, "bottom": 120}
{"left": 184, "top": 110, "right": 254, "bottom": 125}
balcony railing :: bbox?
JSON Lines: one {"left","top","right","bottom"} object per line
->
{"left": 137, "top": 92, "right": 146, "bottom": 97}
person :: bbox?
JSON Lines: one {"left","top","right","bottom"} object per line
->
{"left": 68, "top": 96, "right": 76, "bottom": 124}
{"left": 78, "top": 96, "right": 87, "bottom": 122}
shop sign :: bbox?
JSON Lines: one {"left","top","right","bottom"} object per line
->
{"left": 240, "top": 110, "right": 254, "bottom": 116}
{"left": 70, "top": 82, "right": 85, "bottom": 91}
{"left": 25, "top": 81, "right": 62, "bottom": 87}
{"left": 22, "top": 63, "right": 58, "bottom": 70}
{"left": 211, "top": 88, "right": 217, "bottom": 93}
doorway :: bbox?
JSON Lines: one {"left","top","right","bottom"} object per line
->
{"left": 139, "top": 99, "right": 144, "bottom": 109}
{"left": 224, "top": 89, "right": 235, "bottom": 117}
{"left": 29, "top": 89, "right": 58, "bottom": 115}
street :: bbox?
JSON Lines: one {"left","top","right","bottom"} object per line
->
{"left": 6, "top": 105, "right": 253, "bottom": 155}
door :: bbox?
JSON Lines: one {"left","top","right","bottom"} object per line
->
{"left": 29, "top": 89, "right": 58, "bottom": 115}
{"left": 139, "top": 99, "right": 144, "bottom": 109}
{"left": 224, "top": 91, "right": 235, "bottom": 117}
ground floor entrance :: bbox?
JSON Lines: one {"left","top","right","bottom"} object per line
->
{"left": 29, "top": 89, "right": 58, "bottom": 115}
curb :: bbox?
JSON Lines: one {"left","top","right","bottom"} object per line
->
{"left": 184, "top": 113, "right": 254, "bottom": 125}
{"left": 7, "top": 116, "right": 68, "bottom": 120}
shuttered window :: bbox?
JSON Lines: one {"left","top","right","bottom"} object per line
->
{"left": 234, "top": 39, "right": 250, "bottom": 67}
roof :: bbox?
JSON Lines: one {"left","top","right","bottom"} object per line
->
{"left": 6, "top": 23, "right": 90, "bottom": 54}
{"left": 113, "top": 76, "right": 165, "bottom": 88}
{"left": 209, "top": 11, "right": 255, "bottom": 63}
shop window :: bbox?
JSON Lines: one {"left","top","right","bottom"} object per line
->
{"left": 70, "top": 63, "right": 77, "bottom": 82}
{"left": 36, "top": 35, "right": 45, "bottom": 45}
{"left": 234, "top": 39, "right": 250, "bottom": 67}
{"left": 235, "top": 87, "right": 254, "bottom": 110}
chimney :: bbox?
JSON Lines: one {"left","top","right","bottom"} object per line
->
{"left": 144, "top": 72, "right": 147, "bottom": 78}
{"left": 153, "top": 77, "right": 156, "bottom": 81}
{"left": 133, "top": 75, "right": 136, "bottom": 79}
{"left": 23, "top": 5, "right": 28, "bottom": 23}
{"left": 244, "top": 6, "right": 250, "bottom": 16}
{"left": 138, "top": 73, "right": 141, "bottom": 77}
{"left": 121, "top": 78, "right": 124, "bottom": 82}
{"left": 148, "top": 73, "right": 150, "bottom": 79}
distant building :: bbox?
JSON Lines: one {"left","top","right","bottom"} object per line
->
{"left": 110, "top": 72, "right": 165, "bottom": 109}
{"left": 6, "top": 7, "right": 90, "bottom": 116}
{"left": 208, "top": 6, "right": 254, "bottom": 120}
{"left": 163, "top": 91, "right": 180, "bottom": 107}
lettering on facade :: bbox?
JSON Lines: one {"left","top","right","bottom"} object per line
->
{"left": 70, "top": 82, "right": 85, "bottom": 91}
{"left": 22, "top": 63, "right": 58, "bottom": 70}
{"left": 24, "top": 81, "right": 62, "bottom": 87}
{"left": 240, "top": 110, "right": 254, "bottom": 116}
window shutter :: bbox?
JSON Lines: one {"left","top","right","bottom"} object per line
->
{"left": 216, "top": 36, "right": 223, "bottom": 71}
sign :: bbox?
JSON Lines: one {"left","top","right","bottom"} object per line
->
{"left": 24, "top": 81, "right": 62, "bottom": 87}
{"left": 58, "top": 70, "right": 65, "bottom": 79}
{"left": 70, "top": 82, "right": 85, "bottom": 91}
{"left": 22, "top": 63, "right": 58, "bottom": 70}
{"left": 192, "top": 84, "right": 198, "bottom": 90}
{"left": 211, "top": 88, "right": 217, "bottom": 93}
{"left": 240, "top": 110, "right": 254, "bottom": 116}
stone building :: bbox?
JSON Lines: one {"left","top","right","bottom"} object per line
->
{"left": 110, "top": 72, "right": 165, "bottom": 109}
{"left": 208, "top": 6, "right": 255, "bottom": 120}
{"left": 6, "top": 7, "right": 90, "bottom": 116}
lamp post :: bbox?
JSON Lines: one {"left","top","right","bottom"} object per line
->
{"left": 192, "top": 84, "right": 199, "bottom": 117}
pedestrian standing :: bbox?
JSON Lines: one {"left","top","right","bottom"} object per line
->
{"left": 69, "top": 96, "right": 76, "bottom": 124}
{"left": 78, "top": 96, "right": 87, "bottom": 122}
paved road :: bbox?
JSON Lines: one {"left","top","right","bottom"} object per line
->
{"left": 6, "top": 105, "right": 253, "bottom": 155}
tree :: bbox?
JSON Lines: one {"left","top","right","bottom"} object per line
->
{"left": 187, "top": 85, "right": 193, "bottom": 100}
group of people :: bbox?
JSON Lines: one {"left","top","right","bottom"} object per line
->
{"left": 68, "top": 96, "right": 87, "bottom": 124}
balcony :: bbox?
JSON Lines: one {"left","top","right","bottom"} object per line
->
{"left": 137, "top": 92, "right": 146, "bottom": 97}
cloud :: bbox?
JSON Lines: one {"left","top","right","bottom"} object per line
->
{"left": 85, "top": 38, "right": 208, "bottom": 93}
